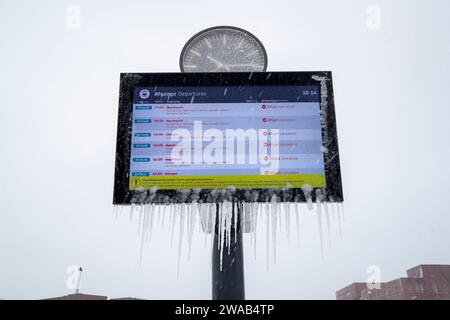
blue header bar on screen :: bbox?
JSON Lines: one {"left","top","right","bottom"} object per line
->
{"left": 134, "top": 85, "right": 320, "bottom": 104}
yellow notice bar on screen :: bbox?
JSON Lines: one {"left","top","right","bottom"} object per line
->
{"left": 129, "top": 174, "right": 326, "bottom": 190}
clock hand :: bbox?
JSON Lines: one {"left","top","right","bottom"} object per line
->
{"left": 207, "top": 57, "right": 232, "bottom": 72}
{"left": 206, "top": 55, "right": 223, "bottom": 66}
{"left": 206, "top": 55, "right": 231, "bottom": 71}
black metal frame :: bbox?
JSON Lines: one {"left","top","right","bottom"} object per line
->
{"left": 212, "top": 202, "right": 245, "bottom": 300}
{"left": 179, "top": 26, "right": 268, "bottom": 73}
{"left": 113, "top": 72, "right": 343, "bottom": 205}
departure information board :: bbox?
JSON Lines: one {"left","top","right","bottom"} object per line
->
{"left": 129, "top": 85, "right": 325, "bottom": 190}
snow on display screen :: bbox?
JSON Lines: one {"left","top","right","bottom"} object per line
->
{"left": 130, "top": 85, "right": 324, "bottom": 190}
{"left": 114, "top": 72, "right": 343, "bottom": 204}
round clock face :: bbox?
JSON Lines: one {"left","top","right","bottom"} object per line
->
{"left": 180, "top": 26, "right": 268, "bottom": 73}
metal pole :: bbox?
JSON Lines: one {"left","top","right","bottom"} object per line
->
{"left": 212, "top": 201, "right": 245, "bottom": 300}
{"left": 75, "top": 267, "right": 83, "bottom": 294}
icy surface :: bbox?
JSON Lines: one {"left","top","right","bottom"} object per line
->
{"left": 115, "top": 195, "right": 344, "bottom": 273}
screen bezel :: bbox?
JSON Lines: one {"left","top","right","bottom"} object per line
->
{"left": 113, "top": 72, "right": 343, "bottom": 204}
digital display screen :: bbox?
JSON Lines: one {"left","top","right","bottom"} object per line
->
{"left": 129, "top": 85, "right": 326, "bottom": 190}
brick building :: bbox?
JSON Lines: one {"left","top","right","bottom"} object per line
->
{"left": 44, "top": 293, "right": 107, "bottom": 300}
{"left": 43, "top": 293, "right": 143, "bottom": 300}
{"left": 336, "top": 282, "right": 368, "bottom": 300}
{"left": 336, "top": 264, "right": 450, "bottom": 300}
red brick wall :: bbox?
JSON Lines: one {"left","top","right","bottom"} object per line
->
{"left": 407, "top": 265, "right": 450, "bottom": 281}
{"left": 336, "top": 283, "right": 368, "bottom": 300}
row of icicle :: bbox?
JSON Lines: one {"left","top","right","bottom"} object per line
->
{"left": 114, "top": 195, "right": 344, "bottom": 277}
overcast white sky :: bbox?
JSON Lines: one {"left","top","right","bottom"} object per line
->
{"left": 0, "top": 0, "right": 449, "bottom": 300}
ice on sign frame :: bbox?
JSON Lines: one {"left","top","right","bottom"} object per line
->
{"left": 113, "top": 72, "right": 343, "bottom": 205}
